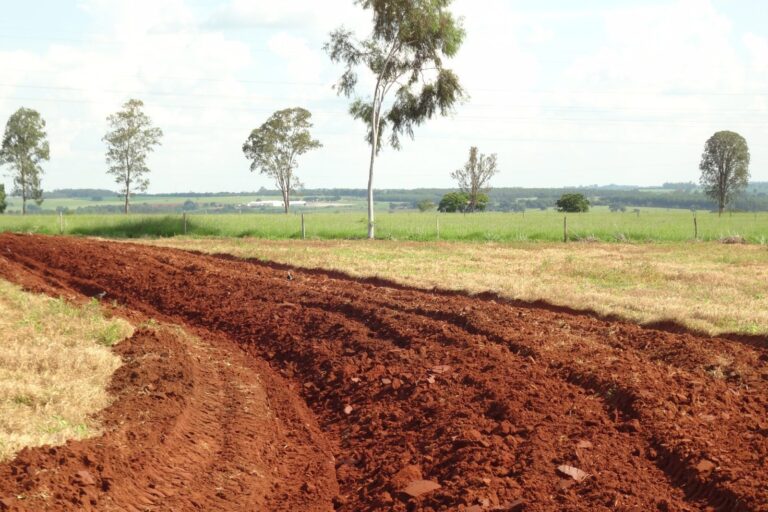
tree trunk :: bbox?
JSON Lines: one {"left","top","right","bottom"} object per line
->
{"left": 367, "top": 93, "right": 381, "bottom": 240}
{"left": 283, "top": 188, "right": 289, "bottom": 214}
{"left": 367, "top": 143, "right": 376, "bottom": 239}
{"left": 21, "top": 170, "right": 26, "bottom": 215}
{"left": 124, "top": 160, "right": 131, "bottom": 214}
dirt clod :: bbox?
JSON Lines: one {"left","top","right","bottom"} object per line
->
{"left": 695, "top": 459, "right": 717, "bottom": 475}
{"left": 391, "top": 465, "right": 423, "bottom": 489}
{"left": 556, "top": 465, "right": 589, "bottom": 483}
{"left": 74, "top": 470, "right": 96, "bottom": 487}
{"left": 401, "top": 479, "right": 441, "bottom": 498}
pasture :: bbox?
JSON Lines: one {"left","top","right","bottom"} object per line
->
{"left": 1, "top": 207, "right": 767, "bottom": 242}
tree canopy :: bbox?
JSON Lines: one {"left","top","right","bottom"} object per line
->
{"left": 451, "top": 146, "right": 499, "bottom": 212}
{"left": 0, "top": 107, "right": 50, "bottom": 214}
{"left": 242, "top": 108, "right": 321, "bottom": 214}
{"left": 103, "top": 99, "right": 163, "bottom": 214}
{"left": 438, "top": 191, "right": 489, "bottom": 212}
{"left": 325, "top": 0, "right": 466, "bottom": 238}
{"left": 556, "top": 193, "right": 590, "bottom": 213}
{"left": 416, "top": 198, "right": 436, "bottom": 212}
{"left": 699, "top": 131, "right": 750, "bottom": 215}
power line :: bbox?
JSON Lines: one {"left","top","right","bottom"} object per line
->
{"left": 0, "top": 33, "right": 276, "bottom": 53}
{"left": 1, "top": 94, "right": 765, "bottom": 128}
{"left": 1, "top": 83, "right": 767, "bottom": 117}
{"left": 4, "top": 67, "right": 768, "bottom": 96}
{"left": 0, "top": 83, "right": 335, "bottom": 101}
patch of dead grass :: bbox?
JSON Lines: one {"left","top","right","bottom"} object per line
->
{"left": 143, "top": 238, "right": 768, "bottom": 337}
{"left": 0, "top": 280, "right": 133, "bottom": 461}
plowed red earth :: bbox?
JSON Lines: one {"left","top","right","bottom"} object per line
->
{"left": 0, "top": 234, "right": 766, "bottom": 512}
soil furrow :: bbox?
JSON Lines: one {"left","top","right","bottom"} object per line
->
{"left": 0, "top": 234, "right": 766, "bottom": 511}
{"left": 368, "top": 294, "right": 767, "bottom": 510}
{"left": 0, "top": 311, "right": 338, "bottom": 511}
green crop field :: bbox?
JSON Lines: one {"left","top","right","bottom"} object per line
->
{"left": 1, "top": 207, "right": 766, "bottom": 243}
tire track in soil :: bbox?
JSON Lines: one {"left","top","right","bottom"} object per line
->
{"left": 0, "top": 234, "right": 766, "bottom": 511}
{"left": 0, "top": 316, "right": 338, "bottom": 511}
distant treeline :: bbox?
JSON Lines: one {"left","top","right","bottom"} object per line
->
{"left": 44, "top": 188, "right": 116, "bottom": 199}
{"left": 16, "top": 182, "right": 768, "bottom": 214}
{"left": 282, "top": 184, "right": 768, "bottom": 212}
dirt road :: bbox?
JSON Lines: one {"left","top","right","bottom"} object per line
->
{"left": 0, "top": 234, "right": 766, "bottom": 511}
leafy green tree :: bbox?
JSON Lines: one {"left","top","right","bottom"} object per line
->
{"left": 438, "top": 192, "right": 468, "bottom": 212}
{"left": 699, "top": 131, "right": 750, "bottom": 215}
{"left": 0, "top": 184, "right": 6, "bottom": 213}
{"left": 242, "top": 108, "right": 321, "bottom": 214}
{"left": 473, "top": 193, "right": 490, "bottom": 212}
{"left": 103, "top": 99, "right": 163, "bottom": 214}
{"left": 325, "top": 0, "right": 466, "bottom": 238}
{"left": 451, "top": 146, "right": 498, "bottom": 212}
{"left": 556, "top": 193, "right": 590, "bottom": 213}
{"left": 0, "top": 107, "right": 50, "bottom": 215}
{"left": 416, "top": 198, "right": 436, "bottom": 212}
{"left": 438, "top": 192, "right": 490, "bottom": 212}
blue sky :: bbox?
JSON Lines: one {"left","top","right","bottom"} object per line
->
{"left": 0, "top": 0, "right": 766, "bottom": 193}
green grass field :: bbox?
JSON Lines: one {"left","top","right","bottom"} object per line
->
{"left": 1, "top": 207, "right": 767, "bottom": 242}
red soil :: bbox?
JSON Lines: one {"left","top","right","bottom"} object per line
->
{"left": 0, "top": 323, "right": 337, "bottom": 512}
{"left": 0, "top": 234, "right": 766, "bottom": 511}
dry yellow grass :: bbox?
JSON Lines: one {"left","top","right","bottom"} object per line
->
{"left": 145, "top": 238, "right": 768, "bottom": 337}
{"left": 0, "top": 280, "right": 133, "bottom": 461}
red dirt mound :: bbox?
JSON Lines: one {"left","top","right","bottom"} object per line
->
{"left": 1, "top": 234, "right": 767, "bottom": 511}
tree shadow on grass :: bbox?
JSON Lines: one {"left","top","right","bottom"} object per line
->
{"left": 69, "top": 216, "right": 221, "bottom": 238}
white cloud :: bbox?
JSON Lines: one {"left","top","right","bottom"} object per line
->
{"left": 527, "top": 23, "right": 555, "bottom": 45}
{"left": 203, "top": 0, "right": 369, "bottom": 36}
{"left": 79, "top": 0, "right": 197, "bottom": 36}
{"left": 568, "top": 0, "right": 739, "bottom": 92}
{"left": 1, "top": 0, "right": 263, "bottom": 192}
{"left": 204, "top": 0, "right": 313, "bottom": 31}
{"left": 744, "top": 32, "right": 768, "bottom": 69}
{"left": 267, "top": 33, "right": 324, "bottom": 85}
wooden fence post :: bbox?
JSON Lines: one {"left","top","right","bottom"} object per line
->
{"left": 693, "top": 213, "right": 698, "bottom": 240}
{"left": 301, "top": 213, "right": 306, "bottom": 240}
{"left": 563, "top": 215, "right": 568, "bottom": 243}
{"left": 59, "top": 211, "right": 64, "bottom": 235}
